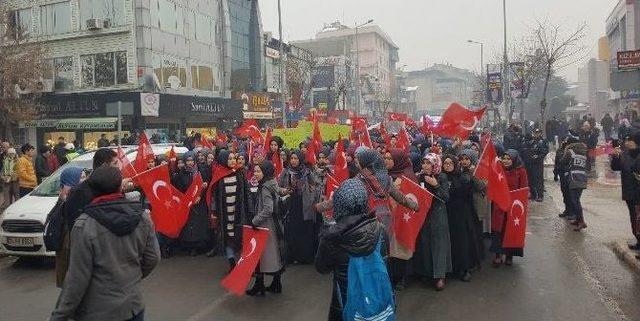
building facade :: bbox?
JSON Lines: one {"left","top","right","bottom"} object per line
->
{"left": 576, "top": 59, "right": 611, "bottom": 119}
{"left": 2, "top": 0, "right": 263, "bottom": 147}
{"left": 292, "top": 21, "right": 399, "bottom": 117}
{"left": 404, "top": 64, "right": 476, "bottom": 117}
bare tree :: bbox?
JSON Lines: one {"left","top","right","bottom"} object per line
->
{"left": 285, "top": 49, "right": 314, "bottom": 110}
{"left": 0, "top": 6, "right": 49, "bottom": 140}
{"left": 530, "top": 19, "right": 588, "bottom": 122}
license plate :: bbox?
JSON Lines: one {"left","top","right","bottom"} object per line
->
{"left": 6, "top": 237, "right": 34, "bottom": 247}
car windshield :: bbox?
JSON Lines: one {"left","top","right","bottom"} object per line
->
{"left": 31, "top": 159, "right": 93, "bottom": 197}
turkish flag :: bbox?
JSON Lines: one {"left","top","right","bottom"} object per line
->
{"left": 221, "top": 226, "right": 270, "bottom": 296}
{"left": 200, "top": 137, "right": 214, "bottom": 149}
{"left": 262, "top": 127, "right": 273, "bottom": 158}
{"left": 216, "top": 130, "right": 228, "bottom": 144}
{"left": 205, "top": 164, "right": 236, "bottom": 210}
{"left": 475, "top": 142, "right": 512, "bottom": 211}
{"left": 333, "top": 134, "right": 348, "bottom": 183}
{"left": 391, "top": 176, "right": 433, "bottom": 251}
{"left": 589, "top": 142, "right": 613, "bottom": 158}
{"left": 480, "top": 133, "right": 492, "bottom": 149}
{"left": 420, "top": 115, "right": 435, "bottom": 135}
{"left": 387, "top": 112, "right": 408, "bottom": 122}
{"left": 133, "top": 133, "right": 155, "bottom": 173}
{"left": 351, "top": 117, "right": 372, "bottom": 148}
{"left": 311, "top": 114, "right": 323, "bottom": 150}
{"left": 396, "top": 127, "right": 411, "bottom": 151}
{"left": 235, "top": 119, "right": 263, "bottom": 142}
{"left": 133, "top": 164, "right": 190, "bottom": 238}
{"left": 116, "top": 147, "right": 137, "bottom": 179}
{"left": 502, "top": 187, "right": 530, "bottom": 248}
{"left": 165, "top": 145, "right": 178, "bottom": 161}
{"left": 183, "top": 172, "right": 204, "bottom": 207}
{"left": 324, "top": 174, "right": 340, "bottom": 219}
{"left": 405, "top": 118, "right": 417, "bottom": 128}
{"left": 379, "top": 122, "right": 391, "bottom": 146}
{"left": 434, "top": 103, "right": 486, "bottom": 139}
{"left": 306, "top": 140, "right": 317, "bottom": 166}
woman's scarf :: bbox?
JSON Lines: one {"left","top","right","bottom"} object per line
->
{"left": 388, "top": 148, "right": 417, "bottom": 182}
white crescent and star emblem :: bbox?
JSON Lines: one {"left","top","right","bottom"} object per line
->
{"left": 403, "top": 193, "right": 418, "bottom": 222}
{"left": 491, "top": 157, "right": 504, "bottom": 181}
{"left": 152, "top": 180, "right": 167, "bottom": 199}
{"left": 510, "top": 200, "right": 525, "bottom": 226}
{"left": 237, "top": 237, "right": 257, "bottom": 265}
{"left": 460, "top": 116, "right": 479, "bottom": 131}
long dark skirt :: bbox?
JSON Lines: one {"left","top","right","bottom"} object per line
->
{"left": 179, "top": 202, "right": 212, "bottom": 250}
{"left": 285, "top": 194, "right": 318, "bottom": 264}
{"left": 447, "top": 206, "right": 482, "bottom": 274}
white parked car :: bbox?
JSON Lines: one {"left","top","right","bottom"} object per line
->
{"left": 0, "top": 144, "right": 187, "bottom": 257}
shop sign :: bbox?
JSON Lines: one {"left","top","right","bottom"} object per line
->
{"left": 620, "top": 88, "right": 640, "bottom": 100}
{"left": 56, "top": 118, "right": 118, "bottom": 130}
{"left": 19, "top": 119, "right": 59, "bottom": 128}
{"left": 159, "top": 94, "right": 243, "bottom": 120}
{"left": 486, "top": 72, "right": 503, "bottom": 104}
{"left": 141, "top": 93, "right": 160, "bottom": 117}
{"left": 266, "top": 47, "right": 280, "bottom": 59}
{"left": 37, "top": 97, "right": 101, "bottom": 118}
{"left": 617, "top": 50, "right": 640, "bottom": 70}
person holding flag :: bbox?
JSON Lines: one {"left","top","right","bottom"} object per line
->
{"left": 442, "top": 154, "right": 481, "bottom": 282}
{"left": 174, "top": 152, "right": 211, "bottom": 256}
{"left": 245, "top": 161, "right": 286, "bottom": 296}
{"left": 210, "top": 150, "right": 250, "bottom": 271}
{"left": 490, "top": 149, "right": 529, "bottom": 267}
{"left": 414, "top": 153, "right": 452, "bottom": 291}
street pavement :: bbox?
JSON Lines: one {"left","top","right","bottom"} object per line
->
{"left": 1, "top": 170, "right": 640, "bottom": 321}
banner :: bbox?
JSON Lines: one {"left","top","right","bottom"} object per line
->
{"left": 486, "top": 70, "right": 503, "bottom": 104}
{"left": 272, "top": 121, "right": 351, "bottom": 148}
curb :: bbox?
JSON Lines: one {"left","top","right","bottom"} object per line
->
{"left": 610, "top": 241, "right": 640, "bottom": 272}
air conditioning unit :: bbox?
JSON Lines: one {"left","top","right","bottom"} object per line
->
{"left": 86, "top": 18, "right": 104, "bottom": 30}
{"left": 103, "top": 18, "right": 112, "bottom": 29}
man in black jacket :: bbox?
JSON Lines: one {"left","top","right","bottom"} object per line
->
{"left": 525, "top": 129, "right": 549, "bottom": 202}
{"left": 610, "top": 132, "right": 640, "bottom": 250}
{"left": 35, "top": 146, "right": 52, "bottom": 184}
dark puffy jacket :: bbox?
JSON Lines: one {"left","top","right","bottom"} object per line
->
{"left": 610, "top": 150, "right": 640, "bottom": 201}
{"left": 315, "top": 214, "right": 383, "bottom": 321}
{"left": 525, "top": 137, "right": 549, "bottom": 164}
{"left": 562, "top": 142, "right": 588, "bottom": 190}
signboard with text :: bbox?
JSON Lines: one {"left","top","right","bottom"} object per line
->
{"left": 617, "top": 50, "right": 640, "bottom": 70}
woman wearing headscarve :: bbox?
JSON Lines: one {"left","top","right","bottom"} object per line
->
{"left": 458, "top": 148, "right": 488, "bottom": 259}
{"left": 442, "top": 154, "right": 481, "bottom": 282}
{"left": 55, "top": 167, "right": 87, "bottom": 287}
{"left": 245, "top": 161, "right": 286, "bottom": 296}
{"left": 176, "top": 151, "right": 212, "bottom": 256}
{"left": 413, "top": 153, "right": 452, "bottom": 291}
{"left": 211, "top": 149, "right": 250, "bottom": 270}
{"left": 279, "top": 149, "right": 322, "bottom": 264}
{"left": 490, "top": 149, "right": 529, "bottom": 266}
{"left": 315, "top": 178, "right": 384, "bottom": 321}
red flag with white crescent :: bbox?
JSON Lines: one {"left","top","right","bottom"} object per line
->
{"left": 312, "top": 114, "right": 323, "bottom": 150}
{"left": 205, "top": 164, "right": 236, "bottom": 210}
{"left": 502, "top": 187, "right": 529, "bottom": 248}
{"left": 434, "top": 103, "right": 486, "bottom": 139}
{"left": 391, "top": 176, "right": 433, "bottom": 251}
{"left": 116, "top": 147, "right": 137, "bottom": 179}
{"left": 333, "top": 134, "right": 348, "bottom": 183}
{"left": 272, "top": 152, "right": 283, "bottom": 179}
{"left": 235, "top": 119, "right": 263, "bottom": 142}
{"left": 323, "top": 174, "right": 340, "bottom": 219}
{"left": 420, "top": 115, "right": 435, "bottom": 135}
{"left": 387, "top": 112, "right": 408, "bottom": 122}
{"left": 351, "top": 117, "right": 372, "bottom": 148}
{"left": 221, "top": 226, "right": 270, "bottom": 296}
{"left": 133, "top": 132, "right": 155, "bottom": 173}
{"left": 133, "top": 164, "right": 191, "bottom": 238}
{"left": 396, "top": 126, "right": 411, "bottom": 151}
{"left": 475, "top": 142, "right": 512, "bottom": 211}
{"left": 262, "top": 127, "right": 272, "bottom": 158}
{"left": 379, "top": 122, "right": 391, "bottom": 146}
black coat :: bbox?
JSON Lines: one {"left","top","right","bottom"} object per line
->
{"left": 63, "top": 181, "right": 96, "bottom": 231}
{"left": 445, "top": 172, "right": 481, "bottom": 274}
{"left": 35, "top": 154, "right": 51, "bottom": 183}
{"left": 315, "top": 214, "right": 383, "bottom": 321}
{"left": 611, "top": 150, "right": 640, "bottom": 201}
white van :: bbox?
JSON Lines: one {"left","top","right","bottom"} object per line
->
{"left": 0, "top": 144, "right": 187, "bottom": 257}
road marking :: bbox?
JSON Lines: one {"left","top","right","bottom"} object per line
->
{"left": 186, "top": 292, "right": 233, "bottom": 321}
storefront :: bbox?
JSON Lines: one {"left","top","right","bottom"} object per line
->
{"left": 24, "top": 92, "right": 242, "bottom": 149}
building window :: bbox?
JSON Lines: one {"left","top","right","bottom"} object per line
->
{"left": 191, "top": 65, "right": 214, "bottom": 91}
{"left": 45, "top": 57, "right": 74, "bottom": 90}
{"left": 40, "top": 2, "right": 71, "bottom": 35}
{"left": 188, "top": 11, "right": 214, "bottom": 43}
{"left": 81, "top": 51, "right": 128, "bottom": 87}
{"left": 151, "top": 53, "right": 187, "bottom": 89}
{"left": 79, "top": 0, "right": 125, "bottom": 29}
{"left": 151, "top": 0, "right": 185, "bottom": 35}
{"left": 7, "top": 8, "right": 32, "bottom": 39}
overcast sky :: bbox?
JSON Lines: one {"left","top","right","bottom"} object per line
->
{"left": 260, "top": 0, "right": 620, "bottom": 81}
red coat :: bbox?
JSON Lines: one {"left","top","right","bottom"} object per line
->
{"left": 491, "top": 165, "right": 529, "bottom": 232}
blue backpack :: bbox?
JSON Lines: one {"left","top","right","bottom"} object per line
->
{"left": 342, "top": 239, "right": 396, "bottom": 321}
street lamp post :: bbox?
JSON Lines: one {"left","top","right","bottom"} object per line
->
{"left": 355, "top": 19, "right": 374, "bottom": 116}
{"left": 278, "top": 0, "right": 286, "bottom": 127}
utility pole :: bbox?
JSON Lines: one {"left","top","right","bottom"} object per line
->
{"left": 502, "top": 0, "right": 510, "bottom": 123}
{"left": 278, "top": 0, "right": 286, "bottom": 127}
{"left": 354, "top": 19, "right": 373, "bottom": 116}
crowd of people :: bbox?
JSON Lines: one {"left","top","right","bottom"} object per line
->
{"left": 2, "top": 110, "right": 640, "bottom": 321}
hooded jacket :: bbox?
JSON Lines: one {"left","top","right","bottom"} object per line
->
{"left": 51, "top": 199, "right": 160, "bottom": 321}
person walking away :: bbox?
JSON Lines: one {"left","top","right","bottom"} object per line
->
{"left": 315, "top": 178, "right": 385, "bottom": 321}
{"left": 526, "top": 129, "right": 549, "bottom": 202}
{"left": 610, "top": 132, "right": 640, "bottom": 249}
{"left": 246, "top": 161, "right": 286, "bottom": 296}
{"left": 1, "top": 148, "right": 19, "bottom": 209}
{"left": 413, "top": 153, "right": 452, "bottom": 291}
{"left": 54, "top": 167, "right": 87, "bottom": 287}
{"left": 97, "top": 134, "right": 110, "bottom": 148}
{"left": 50, "top": 166, "right": 160, "bottom": 321}
{"left": 491, "top": 149, "right": 529, "bottom": 266}
{"left": 555, "top": 139, "right": 572, "bottom": 219}
{"left": 54, "top": 137, "right": 68, "bottom": 166}
{"left": 601, "top": 113, "right": 614, "bottom": 141}
{"left": 579, "top": 122, "right": 598, "bottom": 177}
{"left": 35, "top": 146, "right": 53, "bottom": 184}
{"left": 16, "top": 144, "right": 37, "bottom": 197}
{"left": 561, "top": 135, "right": 588, "bottom": 231}
{"left": 442, "top": 154, "right": 481, "bottom": 281}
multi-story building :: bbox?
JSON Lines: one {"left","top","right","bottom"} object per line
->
{"left": 403, "top": 64, "right": 476, "bottom": 117}
{"left": 576, "top": 59, "right": 611, "bottom": 119}
{"left": 2, "top": 0, "right": 264, "bottom": 147}
{"left": 292, "top": 21, "right": 399, "bottom": 117}
{"left": 606, "top": 0, "right": 640, "bottom": 112}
